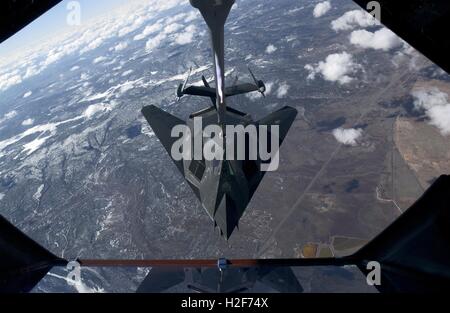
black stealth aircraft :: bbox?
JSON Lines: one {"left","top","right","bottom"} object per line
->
{"left": 1, "top": 0, "right": 450, "bottom": 294}
{"left": 141, "top": 0, "right": 297, "bottom": 239}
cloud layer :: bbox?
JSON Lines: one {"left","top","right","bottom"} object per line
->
{"left": 349, "top": 28, "right": 403, "bottom": 51}
{"left": 305, "top": 52, "right": 361, "bottom": 84}
{"left": 265, "top": 44, "right": 278, "bottom": 54}
{"left": 313, "top": 1, "right": 332, "bottom": 18}
{"left": 332, "top": 127, "right": 363, "bottom": 146}
{"left": 331, "top": 9, "right": 379, "bottom": 31}
{"left": 276, "top": 82, "right": 290, "bottom": 98}
{"left": 0, "top": 0, "right": 198, "bottom": 93}
{"left": 412, "top": 88, "right": 450, "bottom": 135}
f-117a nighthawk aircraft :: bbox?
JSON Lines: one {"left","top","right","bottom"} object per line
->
{"left": 141, "top": 0, "right": 297, "bottom": 239}
{"left": 1, "top": 0, "right": 450, "bottom": 295}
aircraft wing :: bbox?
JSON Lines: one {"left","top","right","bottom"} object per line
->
{"left": 182, "top": 86, "right": 217, "bottom": 98}
{"left": 0, "top": 0, "right": 62, "bottom": 44}
{"left": 258, "top": 106, "right": 298, "bottom": 144}
{"left": 141, "top": 105, "right": 186, "bottom": 174}
{"left": 183, "top": 83, "right": 260, "bottom": 99}
{"left": 225, "top": 83, "right": 259, "bottom": 97}
{"left": 354, "top": 175, "right": 450, "bottom": 293}
{"left": 0, "top": 215, "right": 66, "bottom": 292}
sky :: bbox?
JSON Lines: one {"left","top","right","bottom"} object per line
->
{"left": 0, "top": 0, "right": 129, "bottom": 57}
{"left": 0, "top": 0, "right": 196, "bottom": 94}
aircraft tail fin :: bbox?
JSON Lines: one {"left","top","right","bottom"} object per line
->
{"left": 354, "top": 175, "right": 450, "bottom": 292}
{"left": 248, "top": 67, "right": 266, "bottom": 97}
{"left": 0, "top": 215, "right": 66, "bottom": 293}
{"left": 176, "top": 67, "right": 192, "bottom": 101}
{"left": 201, "top": 75, "right": 216, "bottom": 106}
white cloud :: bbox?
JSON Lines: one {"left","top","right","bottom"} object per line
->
{"left": 134, "top": 23, "right": 163, "bottom": 40}
{"left": 80, "top": 73, "right": 90, "bottom": 81}
{"left": 4, "top": 111, "right": 18, "bottom": 119}
{"left": 23, "top": 91, "right": 33, "bottom": 98}
{"left": 164, "top": 13, "right": 188, "bottom": 24}
{"left": 333, "top": 127, "right": 363, "bottom": 146}
{"left": 80, "top": 37, "right": 105, "bottom": 54}
{"left": 146, "top": 33, "right": 167, "bottom": 51}
{"left": 174, "top": 32, "right": 194, "bottom": 45}
{"left": 43, "top": 50, "right": 65, "bottom": 67}
{"left": 122, "top": 70, "right": 134, "bottom": 77}
{"left": 163, "top": 23, "right": 183, "bottom": 35}
{"left": 118, "top": 14, "right": 146, "bottom": 37}
{"left": 412, "top": 88, "right": 450, "bottom": 135}
{"left": 0, "top": 110, "right": 18, "bottom": 125}
{"left": 313, "top": 1, "right": 332, "bottom": 18}
{"left": 22, "top": 118, "right": 35, "bottom": 126}
{"left": 350, "top": 28, "right": 403, "bottom": 51}
{"left": 0, "top": 73, "right": 22, "bottom": 91}
{"left": 70, "top": 65, "right": 80, "bottom": 71}
{"left": 93, "top": 56, "right": 107, "bottom": 64}
{"left": 331, "top": 9, "right": 379, "bottom": 32}
{"left": 152, "top": 0, "right": 183, "bottom": 13}
{"left": 114, "top": 42, "right": 128, "bottom": 52}
{"left": 276, "top": 82, "right": 290, "bottom": 98}
{"left": 173, "top": 25, "right": 196, "bottom": 45}
{"left": 305, "top": 52, "right": 361, "bottom": 84}
{"left": 184, "top": 11, "right": 199, "bottom": 23}
{"left": 0, "top": 0, "right": 190, "bottom": 93}
{"left": 24, "top": 66, "right": 40, "bottom": 79}
{"left": 265, "top": 44, "right": 278, "bottom": 54}
{"left": 0, "top": 193, "right": 4, "bottom": 201}
{"left": 392, "top": 44, "right": 422, "bottom": 70}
